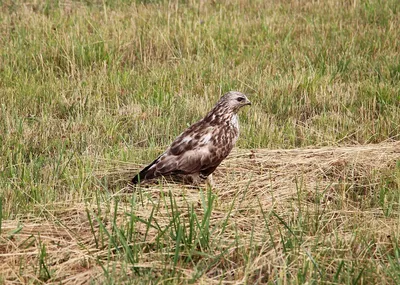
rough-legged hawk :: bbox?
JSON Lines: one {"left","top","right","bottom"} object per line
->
{"left": 132, "top": 91, "right": 251, "bottom": 185}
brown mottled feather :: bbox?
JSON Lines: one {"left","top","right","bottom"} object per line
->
{"left": 132, "top": 91, "right": 251, "bottom": 184}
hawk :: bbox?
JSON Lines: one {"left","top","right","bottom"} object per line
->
{"left": 132, "top": 91, "right": 251, "bottom": 185}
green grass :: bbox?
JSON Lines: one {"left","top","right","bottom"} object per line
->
{"left": 0, "top": 0, "right": 400, "bottom": 283}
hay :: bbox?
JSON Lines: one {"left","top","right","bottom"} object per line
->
{"left": 1, "top": 142, "right": 400, "bottom": 283}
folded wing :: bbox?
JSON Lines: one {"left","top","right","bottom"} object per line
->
{"left": 132, "top": 123, "right": 227, "bottom": 183}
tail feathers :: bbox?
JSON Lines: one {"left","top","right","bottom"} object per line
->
{"left": 131, "top": 173, "right": 141, "bottom": 184}
{"left": 131, "top": 156, "right": 160, "bottom": 184}
{"left": 131, "top": 174, "right": 142, "bottom": 184}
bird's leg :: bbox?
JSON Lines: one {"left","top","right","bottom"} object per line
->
{"left": 206, "top": 174, "right": 214, "bottom": 188}
{"left": 185, "top": 174, "right": 202, "bottom": 186}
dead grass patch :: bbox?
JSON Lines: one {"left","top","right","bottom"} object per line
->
{"left": 1, "top": 142, "right": 400, "bottom": 283}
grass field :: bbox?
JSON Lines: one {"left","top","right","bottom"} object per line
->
{"left": 1, "top": 0, "right": 400, "bottom": 283}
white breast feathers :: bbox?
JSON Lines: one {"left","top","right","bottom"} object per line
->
{"left": 230, "top": 114, "right": 239, "bottom": 130}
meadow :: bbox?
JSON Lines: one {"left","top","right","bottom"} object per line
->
{"left": 0, "top": 0, "right": 400, "bottom": 283}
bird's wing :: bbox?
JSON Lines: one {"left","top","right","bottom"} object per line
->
{"left": 151, "top": 124, "right": 222, "bottom": 176}
{"left": 168, "top": 120, "right": 206, "bottom": 156}
{"left": 132, "top": 120, "right": 214, "bottom": 183}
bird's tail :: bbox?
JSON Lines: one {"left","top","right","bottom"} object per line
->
{"left": 131, "top": 156, "right": 160, "bottom": 184}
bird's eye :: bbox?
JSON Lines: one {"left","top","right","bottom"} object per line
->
{"left": 237, "top": 97, "right": 245, "bottom": 102}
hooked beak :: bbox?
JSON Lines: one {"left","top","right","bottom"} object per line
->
{"left": 244, "top": 99, "right": 252, "bottom": 106}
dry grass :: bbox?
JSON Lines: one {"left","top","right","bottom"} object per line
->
{"left": 2, "top": 142, "right": 400, "bottom": 284}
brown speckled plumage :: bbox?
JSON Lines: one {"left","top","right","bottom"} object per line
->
{"left": 132, "top": 91, "right": 251, "bottom": 185}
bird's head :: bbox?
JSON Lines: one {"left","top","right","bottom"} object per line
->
{"left": 219, "top": 91, "right": 251, "bottom": 113}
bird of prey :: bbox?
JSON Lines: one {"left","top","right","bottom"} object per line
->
{"left": 132, "top": 91, "right": 251, "bottom": 186}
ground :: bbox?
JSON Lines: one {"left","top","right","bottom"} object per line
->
{"left": 2, "top": 143, "right": 400, "bottom": 283}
